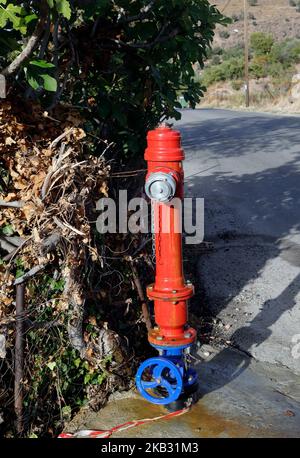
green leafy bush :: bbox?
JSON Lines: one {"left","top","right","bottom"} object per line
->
{"left": 250, "top": 32, "right": 274, "bottom": 56}
{"left": 0, "top": 0, "right": 228, "bottom": 156}
{"left": 202, "top": 57, "right": 244, "bottom": 86}
{"left": 270, "top": 38, "right": 300, "bottom": 65}
{"left": 250, "top": 55, "right": 270, "bottom": 78}
{"left": 211, "top": 54, "right": 222, "bottom": 65}
{"left": 267, "top": 62, "right": 290, "bottom": 79}
{"left": 201, "top": 31, "right": 299, "bottom": 92}
{"left": 223, "top": 46, "right": 244, "bottom": 60}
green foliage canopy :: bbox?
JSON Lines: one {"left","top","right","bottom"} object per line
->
{"left": 0, "top": 0, "right": 227, "bottom": 155}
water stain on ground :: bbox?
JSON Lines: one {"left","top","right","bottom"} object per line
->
{"left": 182, "top": 402, "right": 254, "bottom": 438}
{"left": 67, "top": 394, "right": 271, "bottom": 438}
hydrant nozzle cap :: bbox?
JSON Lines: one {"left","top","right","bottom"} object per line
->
{"left": 145, "top": 126, "right": 184, "bottom": 162}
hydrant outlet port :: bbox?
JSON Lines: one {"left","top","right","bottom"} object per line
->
{"left": 145, "top": 172, "right": 176, "bottom": 202}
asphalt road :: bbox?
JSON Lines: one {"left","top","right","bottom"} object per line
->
{"left": 174, "top": 108, "right": 300, "bottom": 375}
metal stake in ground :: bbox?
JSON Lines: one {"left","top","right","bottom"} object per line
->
{"left": 15, "top": 283, "right": 25, "bottom": 436}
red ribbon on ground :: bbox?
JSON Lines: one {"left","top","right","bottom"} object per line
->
{"left": 58, "top": 407, "right": 190, "bottom": 439}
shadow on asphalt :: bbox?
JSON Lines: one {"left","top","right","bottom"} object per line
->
{"left": 177, "top": 110, "right": 300, "bottom": 397}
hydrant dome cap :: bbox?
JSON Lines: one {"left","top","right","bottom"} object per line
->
{"left": 145, "top": 126, "right": 184, "bottom": 161}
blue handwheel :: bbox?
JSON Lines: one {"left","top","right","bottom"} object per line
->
{"left": 136, "top": 357, "right": 183, "bottom": 405}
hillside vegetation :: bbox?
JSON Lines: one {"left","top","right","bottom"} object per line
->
{"left": 199, "top": 1, "right": 300, "bottom": 111}
{"left": 211, "top": 0, "right": 300, "bottom": 48}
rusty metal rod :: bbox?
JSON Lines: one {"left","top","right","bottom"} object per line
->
{"left": 129, "top": 261, "right": 152, "bottom": 332}
{"left": 14, "top": 283, "right": 25, "bottom": 436}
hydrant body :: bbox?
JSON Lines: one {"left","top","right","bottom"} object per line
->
{"left": 136, "top": 126, "right": 198, "bottom": 407}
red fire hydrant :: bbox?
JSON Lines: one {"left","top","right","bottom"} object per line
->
{"left": 136, "top": 125, "right": 198, "bottom": 407}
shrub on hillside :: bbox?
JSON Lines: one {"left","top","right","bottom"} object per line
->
{"left": 250, "top": 32, "right": 274, "bottom": 55}
{"left": 231, "top": 80, "right": 243, "bottom": 90}
{"left": 250, "top": 55, "right": 293, "bottom": 81}
{"left": 202, "top": 36, "right": 299, "bottom": 89}
{"left": 202, "top": 57, "right": 244, "bottom": 86}
{"left": 219, "top": 30, "right": 230, "bottom": 39}
{"left": 202, "top": 65, "right": 227, "bottom": 86}
{"left": 222, "top": 57, "right": 244, "bottom": 79}
{"left": 211, "top": 55, "right": 222, "bottom": 65}
{"left": 250, "top": 55, "right": 270, "bottom": 78}
{"left": 212, "top": 47, "right": 224, "bottom": 55}
{"left": 267, "top": 62, "right": 291, "bottom": 79}
{"left": 270, "top": 38, "right": 300, "bottom": 65}
{"left": 223, "top": 46, "right": 244, "bottom": 60}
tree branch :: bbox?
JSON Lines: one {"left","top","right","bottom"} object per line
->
{"left": 118, "top": 0, "right": 157, "bottom": 24}
{"left": 104, "top": 25, "right": 180, "bottom": 50}
{"left": 14, "top": 264, "right": 46, "bottom": 285}
{"left": 1, "top": 0, "right": 49, "bottom": 77}
{"left": 0, "top": 200, "right": 24, "bottom": 208}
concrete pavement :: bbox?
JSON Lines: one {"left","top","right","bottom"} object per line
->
{"left": 66, "top": 345, "right": 300, "bottom": 438}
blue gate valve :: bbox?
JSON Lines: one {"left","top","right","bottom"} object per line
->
{"left": 136, "top": 347, "right": 198, "bottom": 406}
{"left": 136, "top": 357, "right": 183, "bottom": 405}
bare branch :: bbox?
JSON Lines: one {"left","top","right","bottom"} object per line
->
{"left": 0, "top": 200, "right": 24, "bottom": 208}
{"left": 14, "top": 264, "right": 46, "bottom": 285}
{"left": 105, "top": 25, "right": 180, "bottom": 50}
{"left": 118, "top": 0, "right": 157, "bottom": 24}
{"left": 50, "top": 129, "right": 74, "bottom": 150}
{"left": 3, "top": 237, "right": 31, "bottom": 263}
{"left": 0, "top": 236, "right": 24, "bottom": 253}
{"left": 53, "top": 216, "right": 86, "bottom": 236}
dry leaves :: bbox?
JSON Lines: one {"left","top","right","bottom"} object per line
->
{"left": 0, "top": 98, "right": 110, "bottom": 324}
